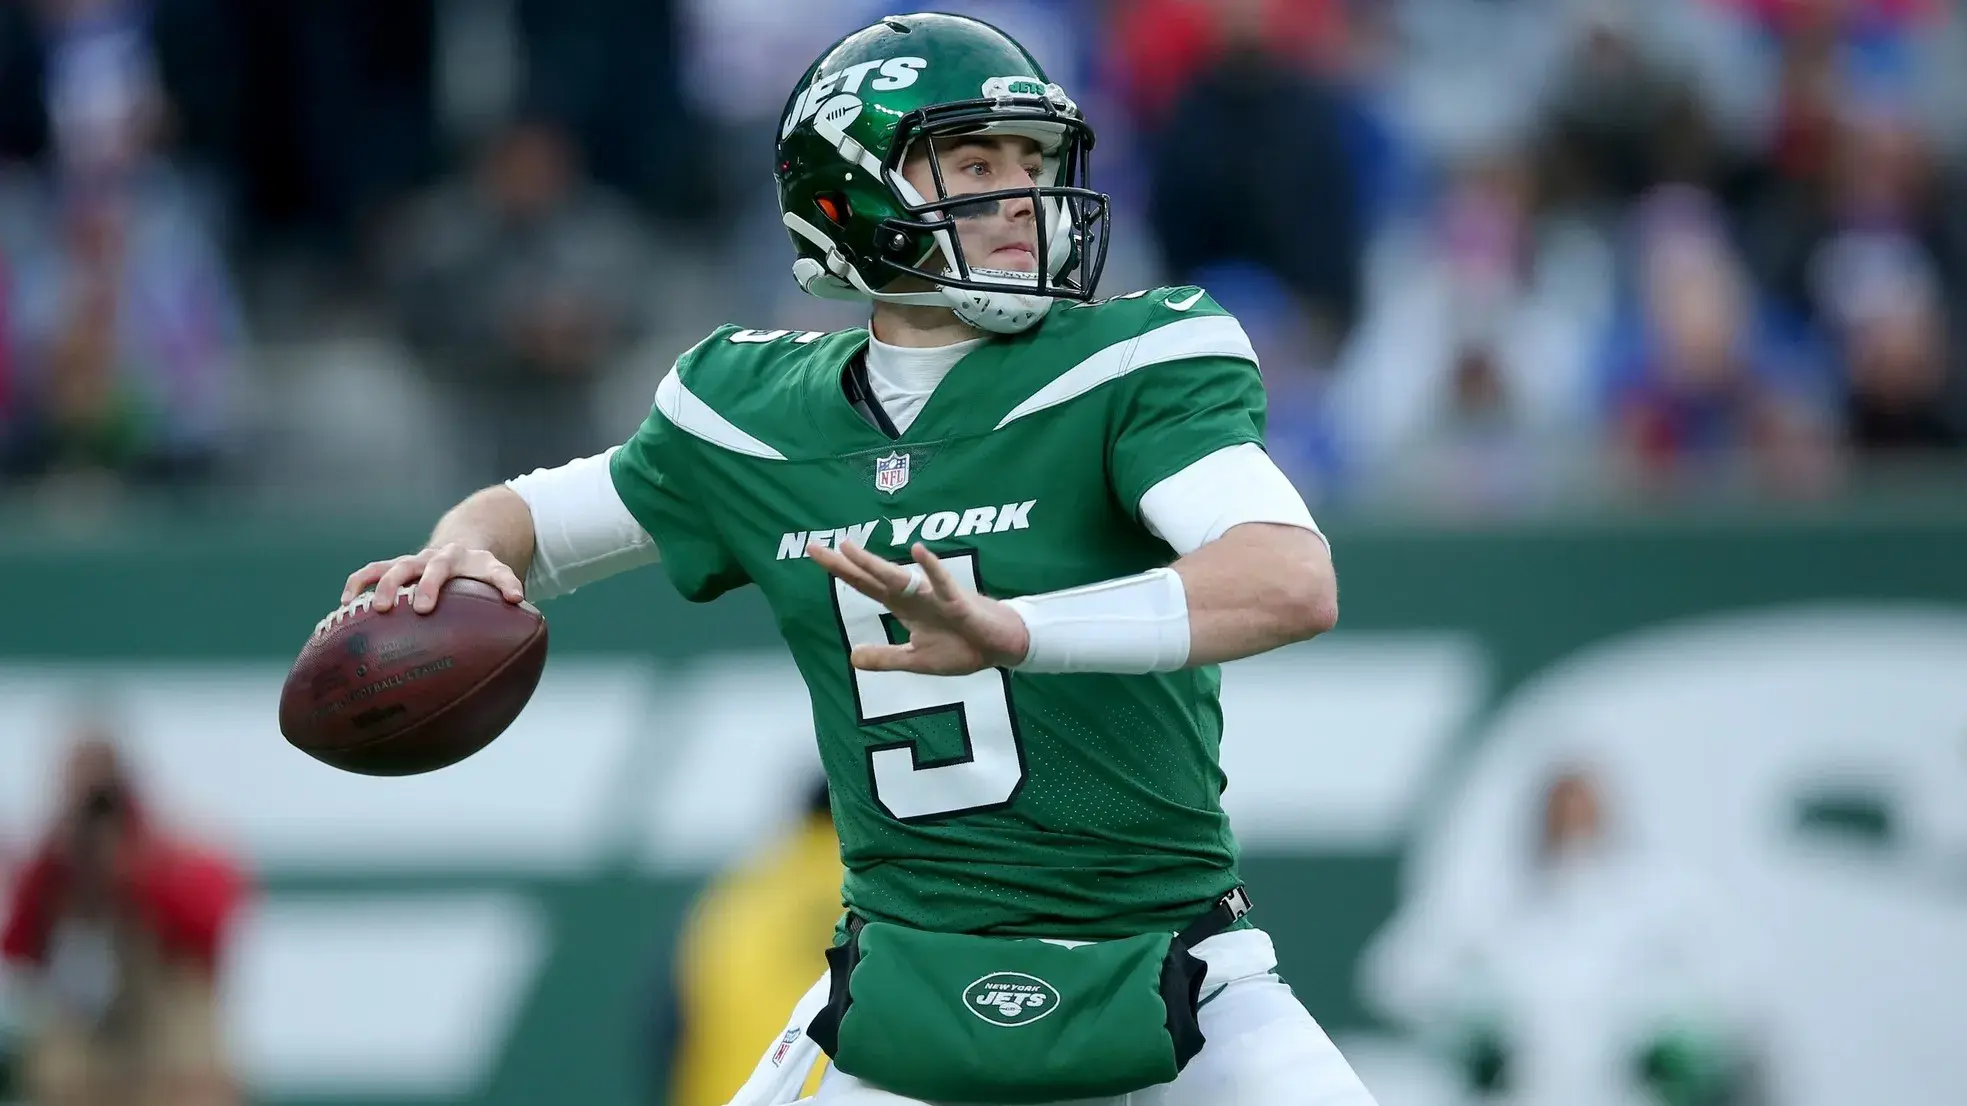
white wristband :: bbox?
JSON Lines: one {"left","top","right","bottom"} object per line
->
{"left": 1003, "top": 567, "right": 1191, "bottom": 674}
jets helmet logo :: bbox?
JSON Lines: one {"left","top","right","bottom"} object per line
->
{"left": 963, "top": 972, "right": 1061, "bottom": 1027}
{"left": 874, "top": 452, "right": 911, "bottom": 494}
{"left": 781, "top": 56, "right": 928, "bottom": 140}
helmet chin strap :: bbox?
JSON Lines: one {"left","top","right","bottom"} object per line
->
{"left": 783, "top": 175, "right": 1076, "bottom": 335}
{"left": 786, "top": 217, "right": 1055, "bottom": 334}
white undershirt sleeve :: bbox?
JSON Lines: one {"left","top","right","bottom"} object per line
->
{"left": 1136, "top": 443, "right": 1324, "bottom": 557}
{"left": 503, "top": 447, "right": 660, "bottom": 601}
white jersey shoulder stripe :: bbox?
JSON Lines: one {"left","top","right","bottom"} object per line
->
{"left": 995, "top": 313, "right": 1258, "bottom": 430}
{"left": 654, "top": 369, "right": 787, "bottom": 460}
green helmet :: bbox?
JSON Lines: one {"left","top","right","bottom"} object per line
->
{"left": 774, "top": 12, "right": 1111, "bottom": 334}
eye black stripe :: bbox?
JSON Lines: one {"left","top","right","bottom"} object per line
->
{"left": 946, "top": 197, "right": 1002, "bottom": 220}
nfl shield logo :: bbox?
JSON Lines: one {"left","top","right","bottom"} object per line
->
{"left": 771, "top": 1027, "right": 800, "bottom": 1065}
{"left": 874, "top": 452, "right": 911, "bottom": 494}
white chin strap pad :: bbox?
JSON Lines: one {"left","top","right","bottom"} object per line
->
{"left": 941, "top": 279, "right": 1054, "bottom": 333}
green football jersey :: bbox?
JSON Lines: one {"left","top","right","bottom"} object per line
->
{"left": 611, "top": 286, "right": 1268, "bottom": 939}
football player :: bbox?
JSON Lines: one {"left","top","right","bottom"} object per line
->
{"left": 341, "top": 13, "right": 1375, "bottom": 1106}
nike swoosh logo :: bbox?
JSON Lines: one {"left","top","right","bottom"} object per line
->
{"left": 1165, "top": 289, "right": 1205, "bottom": 312}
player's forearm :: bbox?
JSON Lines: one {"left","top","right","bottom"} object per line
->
{"left": 1002, "top": 522, "right": 1334, "bottom": 675}
{"left": 429, "top": 485, "right": 537, "bottom": 584}
{"left": 1173, "top": 522, "right": 1337, "bottom": 666}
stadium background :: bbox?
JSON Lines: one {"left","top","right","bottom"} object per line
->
{"left": 3, "top": 1, "right": 1966, "bottom": 1105}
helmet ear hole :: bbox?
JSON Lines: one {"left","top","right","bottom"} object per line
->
{"left": 815, "top": 194, "right": 849, "bottom": 227}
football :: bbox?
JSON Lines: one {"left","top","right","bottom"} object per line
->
{"left": 278, "top": 578, "right": 548, "bottom": 776}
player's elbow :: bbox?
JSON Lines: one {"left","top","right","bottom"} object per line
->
{"left": 1285, "top": 577, "right": 1338, "bottom": 640}
{"left": 1305, "top": 582, "right": 1339, "bottom": 638}
{"left": 1278, "top": 541, "right": 1338, "bottom": 641}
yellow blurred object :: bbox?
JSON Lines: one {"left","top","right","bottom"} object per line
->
{"left": 669, "top": 810, "right": 843, "bottom": 1106}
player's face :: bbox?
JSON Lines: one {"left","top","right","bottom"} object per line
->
{"left": 903, "top": 135, "right": 1044, "bottom": 275}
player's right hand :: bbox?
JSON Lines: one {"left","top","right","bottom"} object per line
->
{"left": 808, "top": 540, "right": 1030, "bottom": 675}
{"left": 341, "top": 543, "right": 527, "bottom": 614}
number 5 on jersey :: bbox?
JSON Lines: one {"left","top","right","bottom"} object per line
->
{"left": 831, "top": 553, "right": 1028, "bottom": 821}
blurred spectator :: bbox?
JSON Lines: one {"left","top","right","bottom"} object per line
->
{"left": 0, "top": 0, "right": 247, "bottom": 497}
{"left": 1811, "top": 233, "right": 1964, "bottom": 452}
{"left": 516, "top": 0, "right": 702, "bottom": 218}
{"left": 40, "top": 0, "right": 166, "bottom": 185}
{"left": 0, "top": 0, "right": 239, "bottom": 190}
{"left": 1601, "top": 187, "right": 1837, "bottom": 495}
{"left": 1, "top": 728, "right": 249, "bottom": 1106}
{"left": 1536, "top": 4, "right": 1723, "bottom": 212}
{"left": 1142, "top": 0, "right": 1364, "bottom": 366}
{"left": 0, "top": 0, "right": 239, "bottom": 251}
{"left": 1365, "top": 764, "right": 1765, "bottom": 1106}
{"left": 1196, "top": 262, "right": 1346, "bottom": 498}
{"left": 1748, "top": 0, "right": 1863, "bottom": 191}
{"left": 381, "top": 116, "right": 662, "bottom": 485}
{"left": 1109, "top": 0, "right": 1347, "bottom": 129}
{"left": 1389, "top": 0, "right": 1570, "bottom": 169}
{"left": 655, "top": 780, "right": 840, "bottom": 1106}
{"left": 1393, "top": 0, "right": 1758, "bottom": 195}
{"left": 1331, "top": 149, "right": 1612, "bottom": 513}
{"left": 1745, "top": 94, "right": 1967, "bottom": 333}
{"left": 0, "top": 178, "right": 247, "bottom": 492}
{"left": 1725, "top": 0, "right": 1967, "bottom": 293}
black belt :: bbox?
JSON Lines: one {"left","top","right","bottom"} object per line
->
{"left": 838, "top": 886, "right": 1251, "bottom": 946}
{"left": 1175, "top": 885, "right": 1253, "bottom": 950}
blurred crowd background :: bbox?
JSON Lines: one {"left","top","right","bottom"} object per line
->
{"left": 1, "top": 0, "right": 1964, "bottom": 519}
{"left": 3, "top": 2, "right": 1967, "bottom": 1106}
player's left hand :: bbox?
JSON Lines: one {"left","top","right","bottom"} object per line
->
{"left": 807, "top": 541, "right": 1030, "bottom": 676}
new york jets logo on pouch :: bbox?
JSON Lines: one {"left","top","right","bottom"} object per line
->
{"left": 963, "top": 972, "right": 1061, "bottom": 1027}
